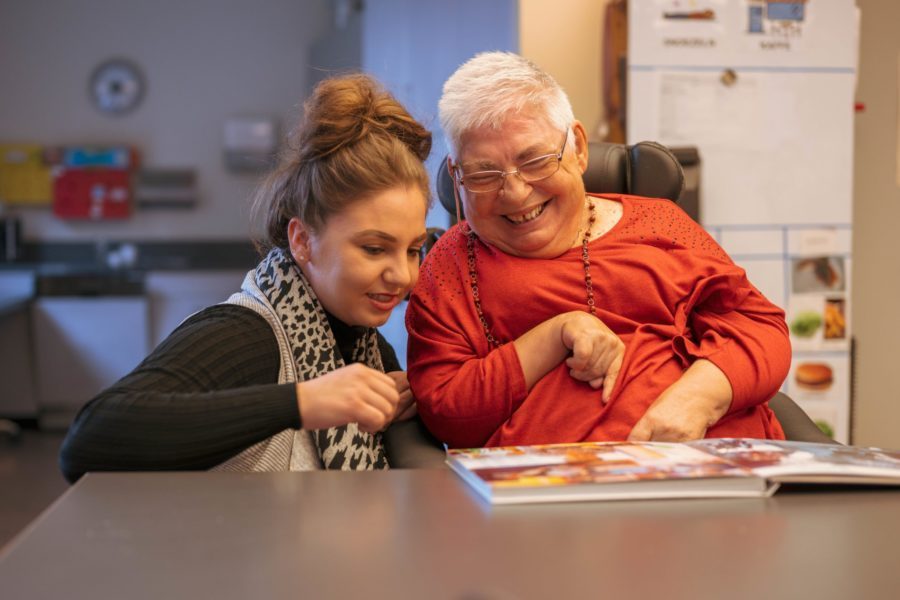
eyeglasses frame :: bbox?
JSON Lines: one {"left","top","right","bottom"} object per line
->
{"left": 450, "top": 130, "right": 570, "bottom": 197}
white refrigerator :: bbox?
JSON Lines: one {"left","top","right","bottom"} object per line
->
{"left": 627, "top": 0, "right": 859, "bottom": 442}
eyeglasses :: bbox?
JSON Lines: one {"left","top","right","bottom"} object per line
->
{"left": 454, "top": 131, "right": 569, "bottom": 194}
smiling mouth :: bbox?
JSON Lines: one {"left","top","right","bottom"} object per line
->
{"left": 367, "top": 293, "right": 400, "bottom": 309}
{"left": 504, "top": 200, "right": 549, "bottom": 224}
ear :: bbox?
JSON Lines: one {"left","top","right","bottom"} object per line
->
{"left": 571, "top": 120, "right": 589, "bottom": 174}
{"left": 448, "top": 156, "right": 465, "bottom": 223}
{"left": 287, "top": 217, "right": 312, "bottom": 263}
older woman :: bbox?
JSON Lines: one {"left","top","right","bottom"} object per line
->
{"left": 60, "top": 74, "right": 431, "bottom": 481}
{"left": 406, "top": 52, "right": 791, "bottom": 448}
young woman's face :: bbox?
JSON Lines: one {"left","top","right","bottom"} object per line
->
{"left": 289, "top": 185, "right": 428, "bottom": 327}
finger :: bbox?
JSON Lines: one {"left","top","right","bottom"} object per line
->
{"left": 567, "top": 337, "right": 592, "bottom": 371}
{"left": 394, "top": 378, "right": 411, "bottom": 395}
{"left": 588, "top": 376, "right": 604, "bottom": 389}
{"left": 347, "top": 364, "right": 398, "bottom": 396}
{"left": 359, "top": 384, "right": 399, "bottom": 419}
{"left": 396, "top": 402, "right": 418, "bottom": 421}
{"left": 568, "top": 367, "right": 592, "bottom": 382}
{"left": 572, "top": 348, "right": 613, "bottom": 383}
{"left": 588, "top": 336, "right": 605, "bottom": 374}
{"left": 601, "top": 353, "right": 624, "bottom": 404}
{"left": 355, "top": 403, "right": 390, "bottom": 433}
{"left": 364, "top": 371, "right": 402, "bottom": 404}
{"left": 385, "top": 370, "right": 410, "bottom": 392}
{"left": 627, "top": 417, "right": 652, "bottom": 442}
{"left": 649, "top": 426, "right": 684, "bottom": 442}
{"left": 394, "top": 390, "right": 414, "bottom": 417}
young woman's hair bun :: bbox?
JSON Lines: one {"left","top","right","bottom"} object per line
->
{"left": 300, "top": 73, "right": 431, "bottom": 163}
{"left": 253, "top": 73, "right": 432, "bottom": 253}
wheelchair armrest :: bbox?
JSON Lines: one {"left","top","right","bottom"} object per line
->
{"left": 769, "top": 391, "right": 839, "bottom": 444}
{"left": 383, "top": 416, "right": 448, "bottom": 469}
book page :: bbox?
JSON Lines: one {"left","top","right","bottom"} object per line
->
{"left": 449, "top": 442, "right": 751, "bottom": 489}
{"left": 690, "top": 439, "right": 900, "bottom": 480}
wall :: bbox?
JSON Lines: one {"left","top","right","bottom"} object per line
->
{"left": 851, "top": 0, "right": 900, "bottom": 448}
{"left": 519, "top": 0, "right": 607, "bottom": 140}
{"left": 360, "top": 0, "right": 519, "bottom": 366}
{"left": 362, "top": 0, "right": 518, "bottom": 224}
{"left": 0, "top": 0, "right": 329, "bottom": 241}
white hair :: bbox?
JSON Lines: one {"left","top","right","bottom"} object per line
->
{"left": 438, "top": 51, "right": 576, "bottom": 155}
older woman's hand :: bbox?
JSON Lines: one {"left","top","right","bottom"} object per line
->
{"left": 559, "top": 312, "right": 625, "bottom": 403}
{"left": 627, "top": 359, "right": 732, "bottom": 442}
{"left": 386, "top": 370, "right": 417, "bottom": 422}
{"left": 513, "top": 311, "right": 624, "bottom": 399}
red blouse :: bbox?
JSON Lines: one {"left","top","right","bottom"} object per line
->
{"left": 406, "top": 194, "right": 790, "bottom": 448}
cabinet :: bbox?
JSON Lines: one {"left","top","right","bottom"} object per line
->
{"left": 146, "top": 270, "right": 247, "bottom": 348}
{"left": 19, "top": 269, "right": 246, "bottom": 429}
{"left": 32, "top": 296, "right": 149, "bottom": 429}
{"left": 0, "top": 270, "right": 37, "bottom": 418}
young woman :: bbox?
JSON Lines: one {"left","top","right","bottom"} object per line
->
{"left": 60, "top": 74, "right": 432, "bottom": 482}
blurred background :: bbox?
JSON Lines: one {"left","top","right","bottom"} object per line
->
{"left": 1, "top": 0, "right": 898, "bottom": 547}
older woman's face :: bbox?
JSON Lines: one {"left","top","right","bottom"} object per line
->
{"left": 455, "top": 110, "right": 589, "bottom": 258}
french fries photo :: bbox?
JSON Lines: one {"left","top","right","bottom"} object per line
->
{"left": 824, "top": 300, "right": 846, "bottom": 339}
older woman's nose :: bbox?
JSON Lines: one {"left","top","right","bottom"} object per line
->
{"left": 499, "top": 170, "right": 533, "bottom": 199}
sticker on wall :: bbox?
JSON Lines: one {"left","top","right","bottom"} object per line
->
{"left": 663, "top": 3, "right": 717, "bottom": 21}
{"left": 795, "top": 403, "right": 839, "bottom": 441}
{"left": 791, "top": 256, "right": 845, "bottom": 294}
{"left": 787, "top": 355, "right": 849, "bottom": 402}
{"left": 744, "top": 0, "right": 809, "bottom": 42}
{"left": 0, "top": 144, "right": 55, "bottom": 205}
{"left": 794, "top": 361, "right": 834, "bottom": 393}
{"left": 788, "top": 295, "right": 850, "bottom": 351}
{"left": 823, "top": 297, "right": 847, "bottom": 340}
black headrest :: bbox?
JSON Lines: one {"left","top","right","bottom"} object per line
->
{"left": 436, "top": 141, "right": 685, "bottom": 219}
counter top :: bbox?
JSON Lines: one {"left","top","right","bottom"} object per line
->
{"left": 0, "top": 294, "right": 32, "bottom": 319}
{"left": 0, "top": 240, "right": 259, "bottom": 273}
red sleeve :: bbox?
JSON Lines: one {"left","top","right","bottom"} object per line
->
{"left": 662, "top": 215, "right": 791, "bottom": 414}
{"left": 405, "top": 228, "right": 528, "bottom": 448}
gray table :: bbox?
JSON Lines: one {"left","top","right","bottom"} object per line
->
{"left": 1, "top": 470, "right": 899, "bottom": 600}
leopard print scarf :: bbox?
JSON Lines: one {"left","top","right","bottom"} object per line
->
{"left": 228, "top": 247, "right": 389, "bottom": 471}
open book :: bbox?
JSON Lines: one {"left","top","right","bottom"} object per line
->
{"left": 446, "top": 439, "right": 900, "bottom": 505}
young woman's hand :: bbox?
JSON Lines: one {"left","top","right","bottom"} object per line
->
{"left": 297, "top": 363, "right": 400, "bottom": 433}
{"left": 386, "top": 370, "right": 417, "bottom": 422}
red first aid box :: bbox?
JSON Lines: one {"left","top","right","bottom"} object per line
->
{"left": 53, "top": 168, "right": 133, "bottom": 220}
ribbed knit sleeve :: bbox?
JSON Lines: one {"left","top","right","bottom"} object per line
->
{"left": 59, "top": 305, "right": 299, "bottom": 482}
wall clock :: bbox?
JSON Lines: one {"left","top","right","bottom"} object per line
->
{"left": 89, "top": 59, "right": 145, "bottom": 115}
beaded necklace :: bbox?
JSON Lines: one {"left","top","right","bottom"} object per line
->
{"left": 466, "top": 200, "right": 597, "bottom": 347}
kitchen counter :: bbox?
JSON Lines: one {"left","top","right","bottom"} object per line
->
{"left": 0, "top": 269, "right": 36, "bottom": 318}
{"left": 0, "top": 240, "right": 259, "bottom": 273}
{"left": 0, "top": 285, "right": 37, "bottom": 418}
{"left": 0, "top": 294, "right": 32, "bottom": 319}
{"left": 0, "top": 247, "right": 252, "bottom": 427}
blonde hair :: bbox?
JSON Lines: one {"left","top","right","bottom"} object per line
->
{"left": 253, "top": 73, "right": 432, "bottom": 252}
{"left": 438, "top": 51, "right": 575, "bottom": 155}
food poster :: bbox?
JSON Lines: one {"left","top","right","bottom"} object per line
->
{"left": 787, "top": 354, "right": 849, "bottom": 442}
{"left": 628, "top": 1, "right": 859, "bottom": 442}
{"left": 788, "top": 260, "right": 849, "bottom": 351}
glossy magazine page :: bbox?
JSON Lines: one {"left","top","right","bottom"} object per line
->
{"left": 688, "top": 439, "right": 900, "bottom": 483}
{"left": 446, "top": 441, "right": 775, "bottom": 505}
